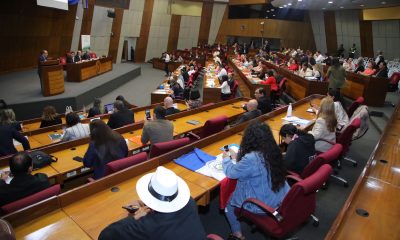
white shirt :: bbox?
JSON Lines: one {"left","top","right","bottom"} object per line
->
{"left": 165, "top": 54, "right": 170, "bottom": 63}
{"left": 309, "top": 118, "right": 336, "bottom": 152}
{"left": 315, "top": 55, "right": 325, "bottom": 64}
{"left": 188, "top": 69, "right": 195, "bottom": 76}
{"left": 334, "top": 101, "right": 349, "bottom": 129}
{"left": 298, "top": 68, "right": 313, "bottom": 77}
{"left": 177, "top": 77, "right": 184, "bottom": 89}
{"left": 220, "top": 81, "right": 231, "bottom": 94}
{"left": 62, "top": 123, "right": 90, "bottom": 142}
{"left": 217, "top": 68, "right": 227, "bottom": 80}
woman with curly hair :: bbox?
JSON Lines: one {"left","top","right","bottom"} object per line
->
{"left": 222, "top": 120, "right": 290, "bottom": 240}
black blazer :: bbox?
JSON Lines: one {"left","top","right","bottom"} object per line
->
{"left": 107, "top": 109, "right": 134, "bottom": 129}
{"left": 74, "top": 55, "right": 82, "bottom": 62}
{"left": 88, "top": 107, "right": 102, "bottom": 118}
{"left": 165, "top": 107, "right": 180, "bottom": 116}
{"left": 235, "top": 109, "right": 262, "bottom": 126}
{"left": 0, "top": 125, "right": 30, "bottom": 157}
{"left": 0, "top": 173, "right": 50, "bottom": 206}
{"left": 40, "top": 116, "right": 62, "bottom": 128}
{"left": 257, "top": 96, "right": 272, "bottom": 114}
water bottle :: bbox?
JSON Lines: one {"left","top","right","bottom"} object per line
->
{"left": 287, "top": 103, "right": 292, "bottom": 117}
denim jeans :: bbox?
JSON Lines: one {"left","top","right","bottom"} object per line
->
{"left": 225, "top": 203, "right": 241, "bottom": 233}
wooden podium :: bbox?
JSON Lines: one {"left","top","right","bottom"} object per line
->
{"left": 39, "top": 60, "right": 65, "bottom": 96}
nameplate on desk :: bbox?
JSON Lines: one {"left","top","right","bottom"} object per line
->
{"left": 80, "top": 167, "right": 91, "bottom": 172}
{"left": 66, "top": 171, "right": 77, "bottom": 178}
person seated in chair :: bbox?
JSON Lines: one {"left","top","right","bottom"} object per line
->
{"left": 0, "top": 152, "right": 50, "bottom": 206}
{"left": 234, "top": 99, "right": 262, "bottom": 126}
{"left": 61, "top": 112, "right": 90, "bottom": 142}
{"left": 164, "top": 97, "right": 180, "bottom": 116}
{"left": 254, "top": 87, "right": 272, "bottom": 114}
{"left": 107, "top": 100, "right": 135, "bottom": 129}
{"left": 141, "top": 106, "right": 173, "bottom": 145}
{"left": 99, "top": 167, "right": 206, "bottom": 240}
{"left": 279, "top": 124, "right": 316, "bottom": 174}
{"left": 66, "top": 52, "right": 75, "bottom": 63}
{"left": 82, "top": 50, "right": 91, "bottom": 60}
{"left": 74, "top": 50, "right": 83, "bottom": 63}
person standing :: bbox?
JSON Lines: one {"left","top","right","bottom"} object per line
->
{"left": 38, "top": 50, "right": 48, "bottom": 63}
{"left": 349, "top": 44, "right": 357, "bottom": 58}
{"left": 163, "top": 52, "right": 170, "bottom": 76}
{"left": 326, "top": 58, "right": 346, "bottom": 102}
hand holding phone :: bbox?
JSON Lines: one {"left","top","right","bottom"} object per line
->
{"left": 145, "top": 109, "right": 151, "bottom": 120}
{"left": 122, "top": 205, "right": 139, "bottom": 214}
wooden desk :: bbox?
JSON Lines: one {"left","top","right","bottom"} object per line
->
{"left": 152, "top": 58, "right": 182, "bottom": 73}
{"left": 229, "top": 58, "right": 271, "bottom": 99}
{"left": 66, "top": 57, "right": 112, "bottom": 82}
{"left": 14, "top": 210, "right": 91, "bottom": 240}
{"left": 5, "top": 95, "right": 322, "bottom": 240}
{"left": 341, "top": 72, "right": 389, "bottom": 107}
{"left": 203, "top": 62, "right": 222, "bottom": 104}
{"left": 325, "top": 101, "right": 400, "bottom": 239}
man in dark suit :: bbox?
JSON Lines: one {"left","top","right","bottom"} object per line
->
{"left": 234, "top": 99, "right": 262, "bottom": 126}
{"left": 67, "top": 52, "right": 76, "bottom": 63}
{"left": 254, "top": 87, "right": 272, "bottom": 114}
{"left": 0, "top": 124, "right": 30, "bottom": 157}
{"left": 0, "top": 152, "right": 50, "bottom": 206}
{"left": 38, "top": 50, "right": 48, "bottom": 63}
{"left": 107, "top": 100, "right": 135, "bottom": 129}
{"left": 74, "top": 50, "right": 83, "bottom": 63}
{"left": 82, "top": 50, "right": 91, "bottom": 60}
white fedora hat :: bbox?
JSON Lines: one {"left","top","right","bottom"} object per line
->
{"left": 136, "top": 166, "right": 190, "bottom": 213}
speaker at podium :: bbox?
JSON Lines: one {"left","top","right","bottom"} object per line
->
{"left": 38, "top": 59, "right": 65, "bottom": 97}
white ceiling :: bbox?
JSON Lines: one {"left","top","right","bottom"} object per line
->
{"left": 271, "top": 0, "right": 400, "bottom": 10}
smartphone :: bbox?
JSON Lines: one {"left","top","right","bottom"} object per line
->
{"left": 145, "top": 109, "right": 151, "bottom": 120}
{"left": 73, "top": 156, "right": 83, "bottom": 162}
{"left": 122, "top": 205, "right": 139, "bottom": 213}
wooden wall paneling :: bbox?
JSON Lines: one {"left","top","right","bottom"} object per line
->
{"left": 78, "top": 0, "right": 95, "bottom": 50}
{"left": 135, "top": 0, "right": 155, "bottom": 62}
{"left": 108, "top": 8, "right": 124, "bottom": 63}
{"left": 216, "top": 18, "right": 316, "bottom": 50}
{"left": 324, "top": 11, "right": 338, "bottom": 55}
{"left": 198, "top": 2, "right": 214, "bottom": 45}
{"left": 167, "top": 15, "right": 181, "bottom": 52}
{"left": 215, "top": 5, "right": 229, "bottom": 44}
{"left": 0, "top": 0, "right": 77, "bottom": 74}
{"left": 359, "top": 12, "right": 374, "bottom": 58}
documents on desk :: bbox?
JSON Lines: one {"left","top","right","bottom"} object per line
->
{"left": 174, "top": 147, "right": 239, "bottom": 181}
{"left": 282, "top": 116, "right": 312, "bottom": 127}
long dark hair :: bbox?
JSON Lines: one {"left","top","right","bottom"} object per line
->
{"left": 89, "top": 120, "right": 124, "bottom": 165}
{"left": 237, "top": 121, "right": 287, "bottom": 192}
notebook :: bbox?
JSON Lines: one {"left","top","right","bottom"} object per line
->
{"left": 186, "top": 120, "right": 201, "bottom": 125}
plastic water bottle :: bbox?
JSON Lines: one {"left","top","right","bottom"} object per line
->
{"left": 287, "top": 103, "right": 292, "bottom": 117}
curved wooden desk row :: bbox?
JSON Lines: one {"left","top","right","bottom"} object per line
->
{"left": 15, "top": 101, "right": 187, "bottom": 152}
{"left": 228, "top": 58, "right": 271, "bottom": 99}
{"left": 325, "top": 100, "right": 400, "bottom": 240}
{"left": 152, "top": 57, "right": 206, "bottom": 73}
{"left": 262, "top": 60, "right": 329, "bottom": 100}
{"left": 1, "top": 98, "right": 248, "bottom": 185}
{"left": 20, "top": 99, "right": 186, "bottom": 134}
{"left": 3, "top": 95, "right": 323, "bottom": 240}
{"left": 276, "top": 51, "right": 390, "bottom": 107}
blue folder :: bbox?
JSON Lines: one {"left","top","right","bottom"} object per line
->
{"left": 174, "top": 148, "right": 215, "bottom": 171}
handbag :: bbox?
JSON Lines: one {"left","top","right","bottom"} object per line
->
{"left": 29, "top": 151, "right": 58, "bottom": 170}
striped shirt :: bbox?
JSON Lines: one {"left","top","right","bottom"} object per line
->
{"left": 62, "top": 123, "right": 90, "bottom": 142}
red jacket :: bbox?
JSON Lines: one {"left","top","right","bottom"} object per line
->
{"left": 260, "top": 76, "right": 278, "bottom": 91}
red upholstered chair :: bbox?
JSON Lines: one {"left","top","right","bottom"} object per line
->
{"left": 234, "top": 164, "right": 333, "bottom": 238}
{"left": 187, "top": 115, "right": 228, "bottom": 141}
{"left": 89, "top": 52, "right": 97, "bottom": 59}
{"left": 347, "top": 97, "right": 364, "bottom": 118}
{"left": 59, "top": 56, "right": 66, "bottom": 65}
{"left": 148, "top": 137, "right": 191, "bottom": 158}
{"left": 388, "top": 72, "right": 400, "bottom": 92}
{"left": 230, "top": 80, "right": 239, "bottom": 99}
{"left": 0, "top": 184, "right": 61, "bottom": 214}
{"left": 219, "top": 177, "right": 237, "bottom": 209}
{"left": 105, "top": 152, "right": 148, "bottom": 176}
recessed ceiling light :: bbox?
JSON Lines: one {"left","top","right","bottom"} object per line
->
{"left": 381, "top": 1, "right": 386, "bottom": 4}
{"left": 328, "top": 1, "right": 333, "bottom": 3}
{"left": 265, "top": 16, "right": 268, "bottom": 18}
{"left": 288, "top": 3, "right": 292, "bottom": 6}
{"left": 267, "top": 10, "right": 270, "bottom": 12}
{"left": 273, "top": 15, "right": 276, "bottom": 17}
{"left": 322, "top": 7, "right": 326, "bottom": 10}
{"left": 340, "top": 6, "right": 344, "bottom": 8}
{"left": 360, "top": 4, "right": 364, "bottom": 7}
{"left": 298, "top": 0, "right": 302, "bottom": 2}
{"left": 271, "top": 9, "right": 275, "bottom": 11}
{"left": 279, "top": 6, "right": 283, "bottom": 8}
{"left": 284, "top": 5, "right": 287, "bottom": 7}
